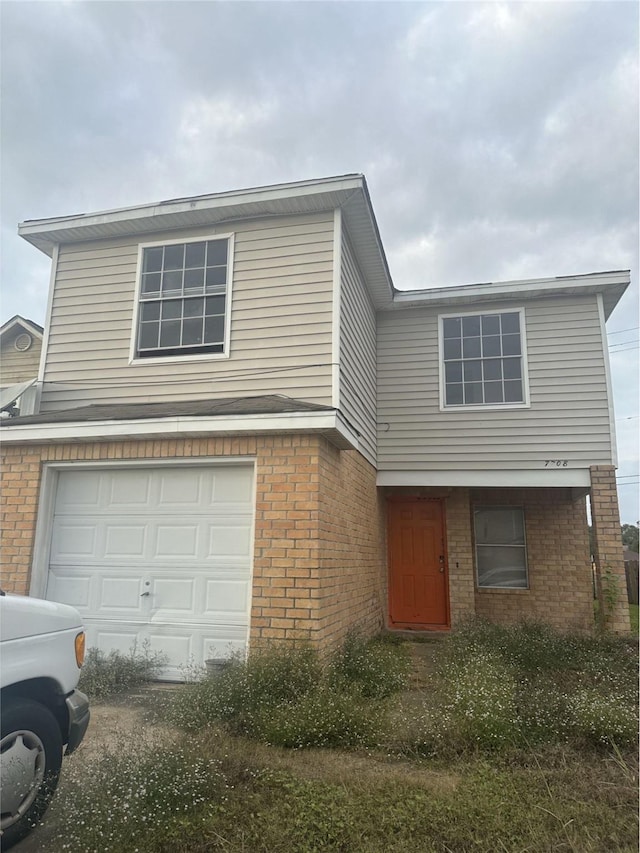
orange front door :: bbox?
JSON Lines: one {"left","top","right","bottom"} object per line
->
{"left": 388, "top": 499, "right": 449, "bottom": 629}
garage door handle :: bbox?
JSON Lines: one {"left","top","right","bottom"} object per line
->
{"left": 140, "top": 591, "right": 150, "bottom": 597}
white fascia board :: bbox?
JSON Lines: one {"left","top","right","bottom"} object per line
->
{"left": 18, "top": 175, "right": 365, "bottom": 242}
{"left": 377, "top": 469, "right": 592, "bottom": 488}
{"left": 0, "top": 410, "right": 360, "bottom": 450}
{"left": 0, "top": 316, "right": 44, "bottom": 340}
{"left": 391, "top": 271, "right": 630, "bottom": 316}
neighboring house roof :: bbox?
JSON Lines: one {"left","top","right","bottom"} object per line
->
{"left": 18, "top": 174, "right": 396, "bottom": 309}
{"left": 0, "top": 315, "right": 44, "bottom": 342}
{"left": 623, "top": 549, "right": 639, "bottom": 564}
{"left": 0, "top": 395, "right": 335, "bottom": 426}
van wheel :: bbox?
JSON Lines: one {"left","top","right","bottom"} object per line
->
{"left": 0, "top": 699, "right": 63, "bottom": 850}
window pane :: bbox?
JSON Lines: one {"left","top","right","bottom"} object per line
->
{"left": 482, "top": 335, "right": 501, "bottom": 357}
{"left": 164, "top": 244, "right": 184, "bottom": 270}
{"left": 462, "top": 315, "right": 481, "bottom": 336}
{"left": 481, "top": 315, "right": 500, "bottom": 335}
{"left": 475, "top": 508, "right": 525, "bottom": 545}
{"left": 141, "top": 273, "right": 161, "bottom": 296}
{"left": 206, "top": 240, "right": 228, "bottom": 266}
{"left": 185, "top": 242, "right": 206, "bottom": 269}
{"left": 184, "top": 268, "right": 204, "bottom": 291}
{"left": 501, "top": 312, "right": 520, "bottom": 334}
{"left": 443, "top": 338, "right": 462, "bottom": 359}
{"left": 442, "top": 317, "right": 461, "bottom": 339}
{"left": 183, "top": 297, "right": 204, "bottom": 318}
{"left": 503, "top": 358, "right": 522, "bottom": 380}
{"left": 484, "top": 381, "right": 504, "bottom": 403}
{"left": 504, "top": 380, "right": 523, "bottom": 402}
{"left": 462, "top": 336, "right": 481, "bottom": 358}
{"left": 483, "top": 358, "right": 502, "bottom": 381}
{"left": 159, "top": 319, "right": 181, "bottom": 348}
{"left": 463, "top": 360, "right": 482, "bottom": 382}
{"left": 143, "top": 247, "right": 163, "bottom": 274}
{"left": 204, "top": 314, "right": 225, "bottom": 344}
{"left": 445, "top": 362, "right": 462, "bottom": 383}
{"left": 182, "top": 317, "right": 204, "bottom": 346}
{"left": 162, "top": 299, "right": 182, "bottom": 320}
{"left": 141, "top": 301, "right": 160, "bottom": 321}
{"left": 139, "top": 321, "right": 159, "bottom": 350}
{"left": 162, "top": 270, "right": 183, "bottom": 293}
{"left": 206, "top": 295, "right": 226, "bottom": 315}
{"left": 477, "top": 545, "right": 527, "bottom": 588}
{"left": 464, "top": 382, "right": 483, "bottom": 404}
{"left": 446, "top": 383, "right": 463, "bottom": 405}
{"left": 502, "top": 334, "right": 521, "bottom": 356}
{"left": 205, "top": 266, "right": 226, "bottom": 288}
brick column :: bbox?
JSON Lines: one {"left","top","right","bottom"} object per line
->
{"left": 590, "top": 465, "right": 630, "bottom": 633}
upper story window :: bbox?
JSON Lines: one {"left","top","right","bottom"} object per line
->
{"left": 135, "top": 236, "right": 231, "bottom": 359}
{"left": 440, "top": 309, "right": 527, "bottom": 408}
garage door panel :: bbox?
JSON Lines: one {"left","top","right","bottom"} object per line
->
{"left": 101, "top": 576, "right": 146, "bottom": 611}
{"left": 104, "top": 524, "right": 147, "bottom": 557}
{"left": 51, "top": 524, "right": 97, "bottom": 559}
{"left": 47, "top": 571, "right": 93, "bottom": 609}
{"left": 204, "top": 580, "right": 251, "bottom": 617}
{"left": 47, "top": 464, "right": 255, "bottom": 680}
{"left": 109, "top": 471, "right": 152, "bottom": 506}
{"left": 208, "top": 524, "right": 253, "bottom": 557}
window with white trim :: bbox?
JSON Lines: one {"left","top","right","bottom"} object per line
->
{"left": 441, "top": 310, "right": 525, "bottom": 406}
{"left": 474, "top": 506, "right": 528, "bottom": 589}
{"left": 136, "top": 237, "right": 230, "bottom": 358}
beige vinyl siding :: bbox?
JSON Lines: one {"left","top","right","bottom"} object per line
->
{"left": 40, "top": 213, "right": 335, "bottom": 410}
{"left": 377, "top": 295, "right": 613, "bottom": 470}
{"left": 0, "top": 335, "right": 42, "bottom": 385}
{"left": 338, "top": 228, "right": 377, "bottom": 464}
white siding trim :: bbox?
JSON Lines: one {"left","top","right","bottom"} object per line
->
{"left": 331, "top": 208, "right": 342, "bottom": 408}
{"left": 438, "top": 306, "right": 530, "bottom": 411}
{"left": 37, "top": 244, "right": 59, "bottom": 384}
{"left": 1, "top": 410, "right": 360, "bottom": 449}
{"left": 597, "top": 292, "right": 618, "bottom": 467}
{"left": 377, "top": 469, "right": 591, "bottom": 487}
{"left": 128, "top": 231, "right": 235, "bottom": 365}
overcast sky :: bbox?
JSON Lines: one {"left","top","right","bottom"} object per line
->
{"left": 1, "top": 0, "right": 638, "bottom": 521}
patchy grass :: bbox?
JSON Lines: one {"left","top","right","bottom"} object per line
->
{"left": 35, "top": 624, "right": 638, "bottom": 853}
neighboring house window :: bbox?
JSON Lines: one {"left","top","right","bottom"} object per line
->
{"left": 136, "top": 237, "right": 230, "bottom": 358}
{"left": 441, "top": 310, "right": 526, "bottom": 407}
{"left": 474, "top": 506, "right": 528, "bottom": 589}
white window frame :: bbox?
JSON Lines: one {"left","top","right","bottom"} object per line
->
{"left": 438, "top": 307, "right": 530, "bottom": 411}
{"left": 474, "top": 505, "right": 529, "bottom": 590}
{"left": 129, "top": 232, "right": 234, "bottom": 365}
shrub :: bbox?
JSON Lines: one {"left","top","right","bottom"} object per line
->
{"left": 328, "top": 632, "right": 410, "bottom": 698}
{"left": 169, "top": 635, "right": 406, "bottom": 748}
{"left": 78, "top": 642, "right": 167, "bottom": 700}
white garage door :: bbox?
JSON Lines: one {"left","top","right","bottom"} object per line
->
{"left": 45, "top": 464, "right": 255, "bottom": 680}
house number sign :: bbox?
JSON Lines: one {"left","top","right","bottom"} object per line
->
{"left": 544, "top": 460, "right": 569, "bottom": 467}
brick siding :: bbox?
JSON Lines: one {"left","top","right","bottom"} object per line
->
{"left": 590, "top": 465, "right": 631, "bottom": 633}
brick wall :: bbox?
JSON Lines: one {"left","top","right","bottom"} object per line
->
{"left": 0, "top": 435, "right": 385, "bottom": 652}
{"left": 590, "top": 465, "right": 630, "bottom": 633}
{"left": 472, "top": 487, "right": 594, "bottom": 631}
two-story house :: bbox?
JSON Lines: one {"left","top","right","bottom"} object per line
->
{"left": 0, "top": 175, "right": 630, "bottom": 677}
